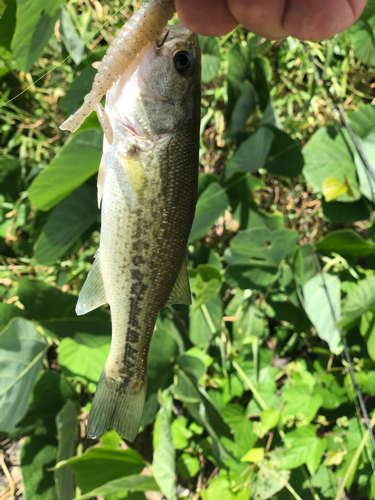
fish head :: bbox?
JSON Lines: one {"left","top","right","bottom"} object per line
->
{"left": 134, "top": 25, "right": 201, "bottom": 134}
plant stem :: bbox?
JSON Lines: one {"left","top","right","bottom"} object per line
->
{"left": 232, "top": 360, "right": 267, "bottom": 411}
{"left": 260, "top": 465, "right": 303, "bottom": 500}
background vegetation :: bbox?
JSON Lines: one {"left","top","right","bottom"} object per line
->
{"left": 1, "top": 0, "right": 375, "bottom": 499}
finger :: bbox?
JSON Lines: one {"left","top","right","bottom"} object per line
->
{"left": 175, "top": 0, "right": 238, "bottom": 36}
{"left": 283, "top": 0, "right": 367, "bottom": 41}
{"left": 227, "top": 0, "right": 289, "bottom": 40}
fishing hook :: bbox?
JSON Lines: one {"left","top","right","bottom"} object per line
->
{"left": 156, "top": 30, "right": 170, "bottom": 49}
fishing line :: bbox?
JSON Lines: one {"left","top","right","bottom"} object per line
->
{"left": 301, "top": 41, "right": 375, "bottom": 456}
{"left": 0, "top": 0, "right": 132, "bottom": 109}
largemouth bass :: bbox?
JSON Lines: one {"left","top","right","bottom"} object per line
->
{"left": 76, "top": 25, "right": 201, "bottom": 442}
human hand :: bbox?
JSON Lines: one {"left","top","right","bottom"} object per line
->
{"left": 175, "top": 0, "right": 367, "bottom": 41}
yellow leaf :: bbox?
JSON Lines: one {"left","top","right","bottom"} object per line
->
{"left": 241, "top": 447, "right": 264, "bottom": 463}
{"left": 322, "top": 177, "right": 348, "bottom": 202}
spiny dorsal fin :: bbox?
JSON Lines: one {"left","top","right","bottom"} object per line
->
{"left": 76, "top": 251, "right": 107, "bottom": 315}
{"left": 165, "top": 258, "right": 191, "bottom": 307}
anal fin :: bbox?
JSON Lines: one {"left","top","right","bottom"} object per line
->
{"left": 165, "top": 258, "right": 191, "bottom": 307}
{"left": 76, "top": 251, "right": 107, "bottom": 315}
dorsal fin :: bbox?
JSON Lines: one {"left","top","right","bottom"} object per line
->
{"left": 165, "top": 258, "right": 191, "bottom": 307}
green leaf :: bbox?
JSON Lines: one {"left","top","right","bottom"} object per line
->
{"left": 62, "top": 65, "right": 98, "bottom": 116}
{"left": 322, "top": 177, "right": 348, "bottom": 201}
{"left": 28, "top": 129, "right": 102, "bottom": 211}
{"left": 59, "top": 7, "right": 84, "bottom": 65}
{"left": 280, "top": 425, "right": 327, "bottom": 475}
{"left": 14, "top": 370, "right": 78, "bottom": 438}
{"left": 74, "top": 475, "right": 160, "bottom": 500}
{"left": 143, "top": 322, "right": 180, "bottom": 426}
{"left": 153, "top": 394, "right": 176, "bottom": 500}
{"left": 224, "top": 227, "right": 298, "bottom": 267}
{"left": 251, "top": 463, "right": 290, "bottom": 500}
{"left": 11, "top": 0, "right": 64, "bottom": 71}
{"left": 197, "top": 35, "right": 221, "bottom": 83}
{"left": 261, "top": 408, "right": 279, "bottom": 432}
{"left": 18, "top": 278, "right": 111, "bottom": 346}
{"left": 350, "top": 7, "right": 375, "bottom": 66}
{"left": 58, "top": 337, "right": 110, "bottom": 388}
{"left": 56, "top": 447, "right": 144, "bottom": 493}
{"left": 303, "top": 274, "right": 343, "bottom": 355}
{"left": 0, "top": 0, "right": 17, "bottom": 50}
{"left": 20, "top": 435, "right": 57, "bottom": 500}
{"left": 281, "top": 386, "right": 323, "bottom": 426}
{"left": 55, "top": 401, "right": 76, "bottom": 500}
{"left": 0, "top": 318, "right": 48, "bottom": 433}
{"left": 229, "top": 81, "right": 256, "bottom": 136}
{"left": 316, "top": 230, "right": 375, "bottom": 257}
{"left": 225, "top": 264, "right": 279, "bottom": 289}
{"left": 226, "top": 127, "right": 274, "bottom": 177}
{"left": 293, "top": 244, "right": 319, "bottom": 287}
{"left": 241, "top": 447, "right": 264, "bottom": 463}
{"left": 0, "top": 302, "right": 26, "bottom": 330}
{"left": 339, "top": 274, "right": 375, "bottom": 329}
{"left": 348, "top": 104, "right": 375, "bottom": 139}
{"left": 177, "top": 453, "right": 200, "bottom": 480}
{"left": 171, "top": 417, "right": 193, "bottom": 450}
{"left": 322, "top": 199, "right": 370, "bottom": 223}
{"left": 189, "top": 183, "right": 228, "bottom": 243}
{"left": 360, "top": 311, "right": 375, "bottom": 360}
{"left": 265, "top": 126, "right": 304, "bottom": 178}
{"left": 303, "top": 126, "right": 360, "bottom": 201}
{"left": 354, "top": 130, "right": 375, "bottom": 202}
{"left": 35, "top": 185, "right": 99, "bottom": 265}
{"left": 189, "top": 294, "right": 222, "bottom": 343}
{"left": 201, "top": 476, "right": 248, "bottom": 500}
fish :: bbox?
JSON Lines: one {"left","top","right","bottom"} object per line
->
{"left": 59, "top": 0, "right": 176, "bottom": 145}
{"left": 75, "top": 24, "right": 201, "bottom": 442}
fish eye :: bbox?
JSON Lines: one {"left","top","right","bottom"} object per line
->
{"left": 173, "top": 50, "right": 195, "bottom": 76}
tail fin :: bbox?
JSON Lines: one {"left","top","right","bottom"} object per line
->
{"left": 87, "top": 368, "right": 147, "bottom": 442}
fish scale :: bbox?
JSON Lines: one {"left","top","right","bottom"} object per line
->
{"left": 75, "top": 25, "right": 201, "bottom": 441}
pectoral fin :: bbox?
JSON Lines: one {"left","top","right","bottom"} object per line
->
{"left": 165, "top": 258, "right": 191, "bottom": 306}
{"left": 76, "top": 251, "right": 108, "bottom": 315}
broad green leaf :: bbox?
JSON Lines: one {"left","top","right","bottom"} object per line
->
{"left": 177, "top": 453, "right": 200, "bottom": 480}
{"left": 35, "top": 185, "right": 99, "bottom": 265}
{"left": 303, "top": 274, "right": 343, "bottom": 355}
{"left": 12, "top": 0, "right": 64, "bottom": 71}
{"left": 226, "top": 127, "right": 274, "bottom": 177}
{"left": 189, "top": 294, "right": 222, "bottom": 343}
{"left": 281, "top": 386, "right": 323, "bottom": 426}
{"left": 265, "top": 126, "right": 304, "bottom": 178}
{"left": 14, "top": 370, "right": 78, "bottom": 439}
{"left": 348, "top": 104, "right": 375, "bottom": 139}
{"left": 18, "top": 278, "right": 111, "bottom": 346}
{"left": 339, "top": 275, "right": 375, "bottom": 330}
{"left": 354, "top": 130, "right": 375, "bottom": 202}
{"left": 225, "top": 264, "right": 279, "bottom": 289}
{"left": 55, "top": 401, "right": 76, "bottom": 500}
{"left": 350, "top": 7, "right": 375, "bottom": 66}
{"left": 322, "top": 177, "right": 348, "bottom": 201}
{"left": 316, "top": 230, "right": 375, "bottom": 257}
{"left": 360, "top": 311, "right": 375, "bottom": 360}
{"left": 58, "top": 337, "right": 110, "bottom": 388}
{"left": 303, "top": 126, "right": 360, "bottom": 201}
{"left": 56, "top": 447, "right": 144, "bottom": 493}
{"left": 28, "top": 129, "right": 102, "bottom": 210}
{"left": 224, "top": 227, "right": 298, "bottom": 267}
{"left": 322, "top": 199, "right": 370, "bottom": 223}
{"left": 59, "top": 7, "right": 84, "bottom": 65}
{"left": 241, "top": 447, "right": 264, "bottom": 463}
{"left": 201, "top": 476, "right": 248, "bottom": 500}
{"left": 261, "top": 408, "right": 279, "bottom": 432}
{"left": 74, "top": 475, "right": 160, "bottom": 500}
{"left": 20, "top": 435, "right": 57, "bottom": 500}
{"left": 220, "top": 405, "right": 257, "bottom": 459}
{"left": 251, "top": 464, "right": 290, "bottom": 500}
{"left": 280, "top": 425, "right": 327, "bottom": 475}
{"left": 153, "top": 395, "right": 176, "bottom": 500}
{"left": 101, "top": 430, "right": 122, "bottom": 449}
{"left": 0, "top": 0, "right": 16, "bottom": 50}
{"left": 143, "top": 323, "right": 180, "bottom": 426}
{"left": 0, "top": 318, "right": 48, "bottom": 433}
{"left": 0, "top": 302, "right": 26, "bottom": 330}
{"left": 189, "top": 183, "right": 228, "bottom": 243}
{"left": 229, "top": 81, "right": 256, "bottom": 136}
{"left": 62, "top": 65, "right": 98, "bottom": 116}
{"left": 178, "top": 354, "right": 206, "bottom": 381}
{"left": 171, "top": 417, "right": 193, "bottom": 450}
{"left": 197, "top": 35, "right": 221, "bottom": 83}
{"left": 293, "top": 244, "right": 319, "bottom": 287}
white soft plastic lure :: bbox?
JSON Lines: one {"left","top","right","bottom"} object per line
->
{"left": 59, "top": 0, "right": 176, "bottom": 144}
